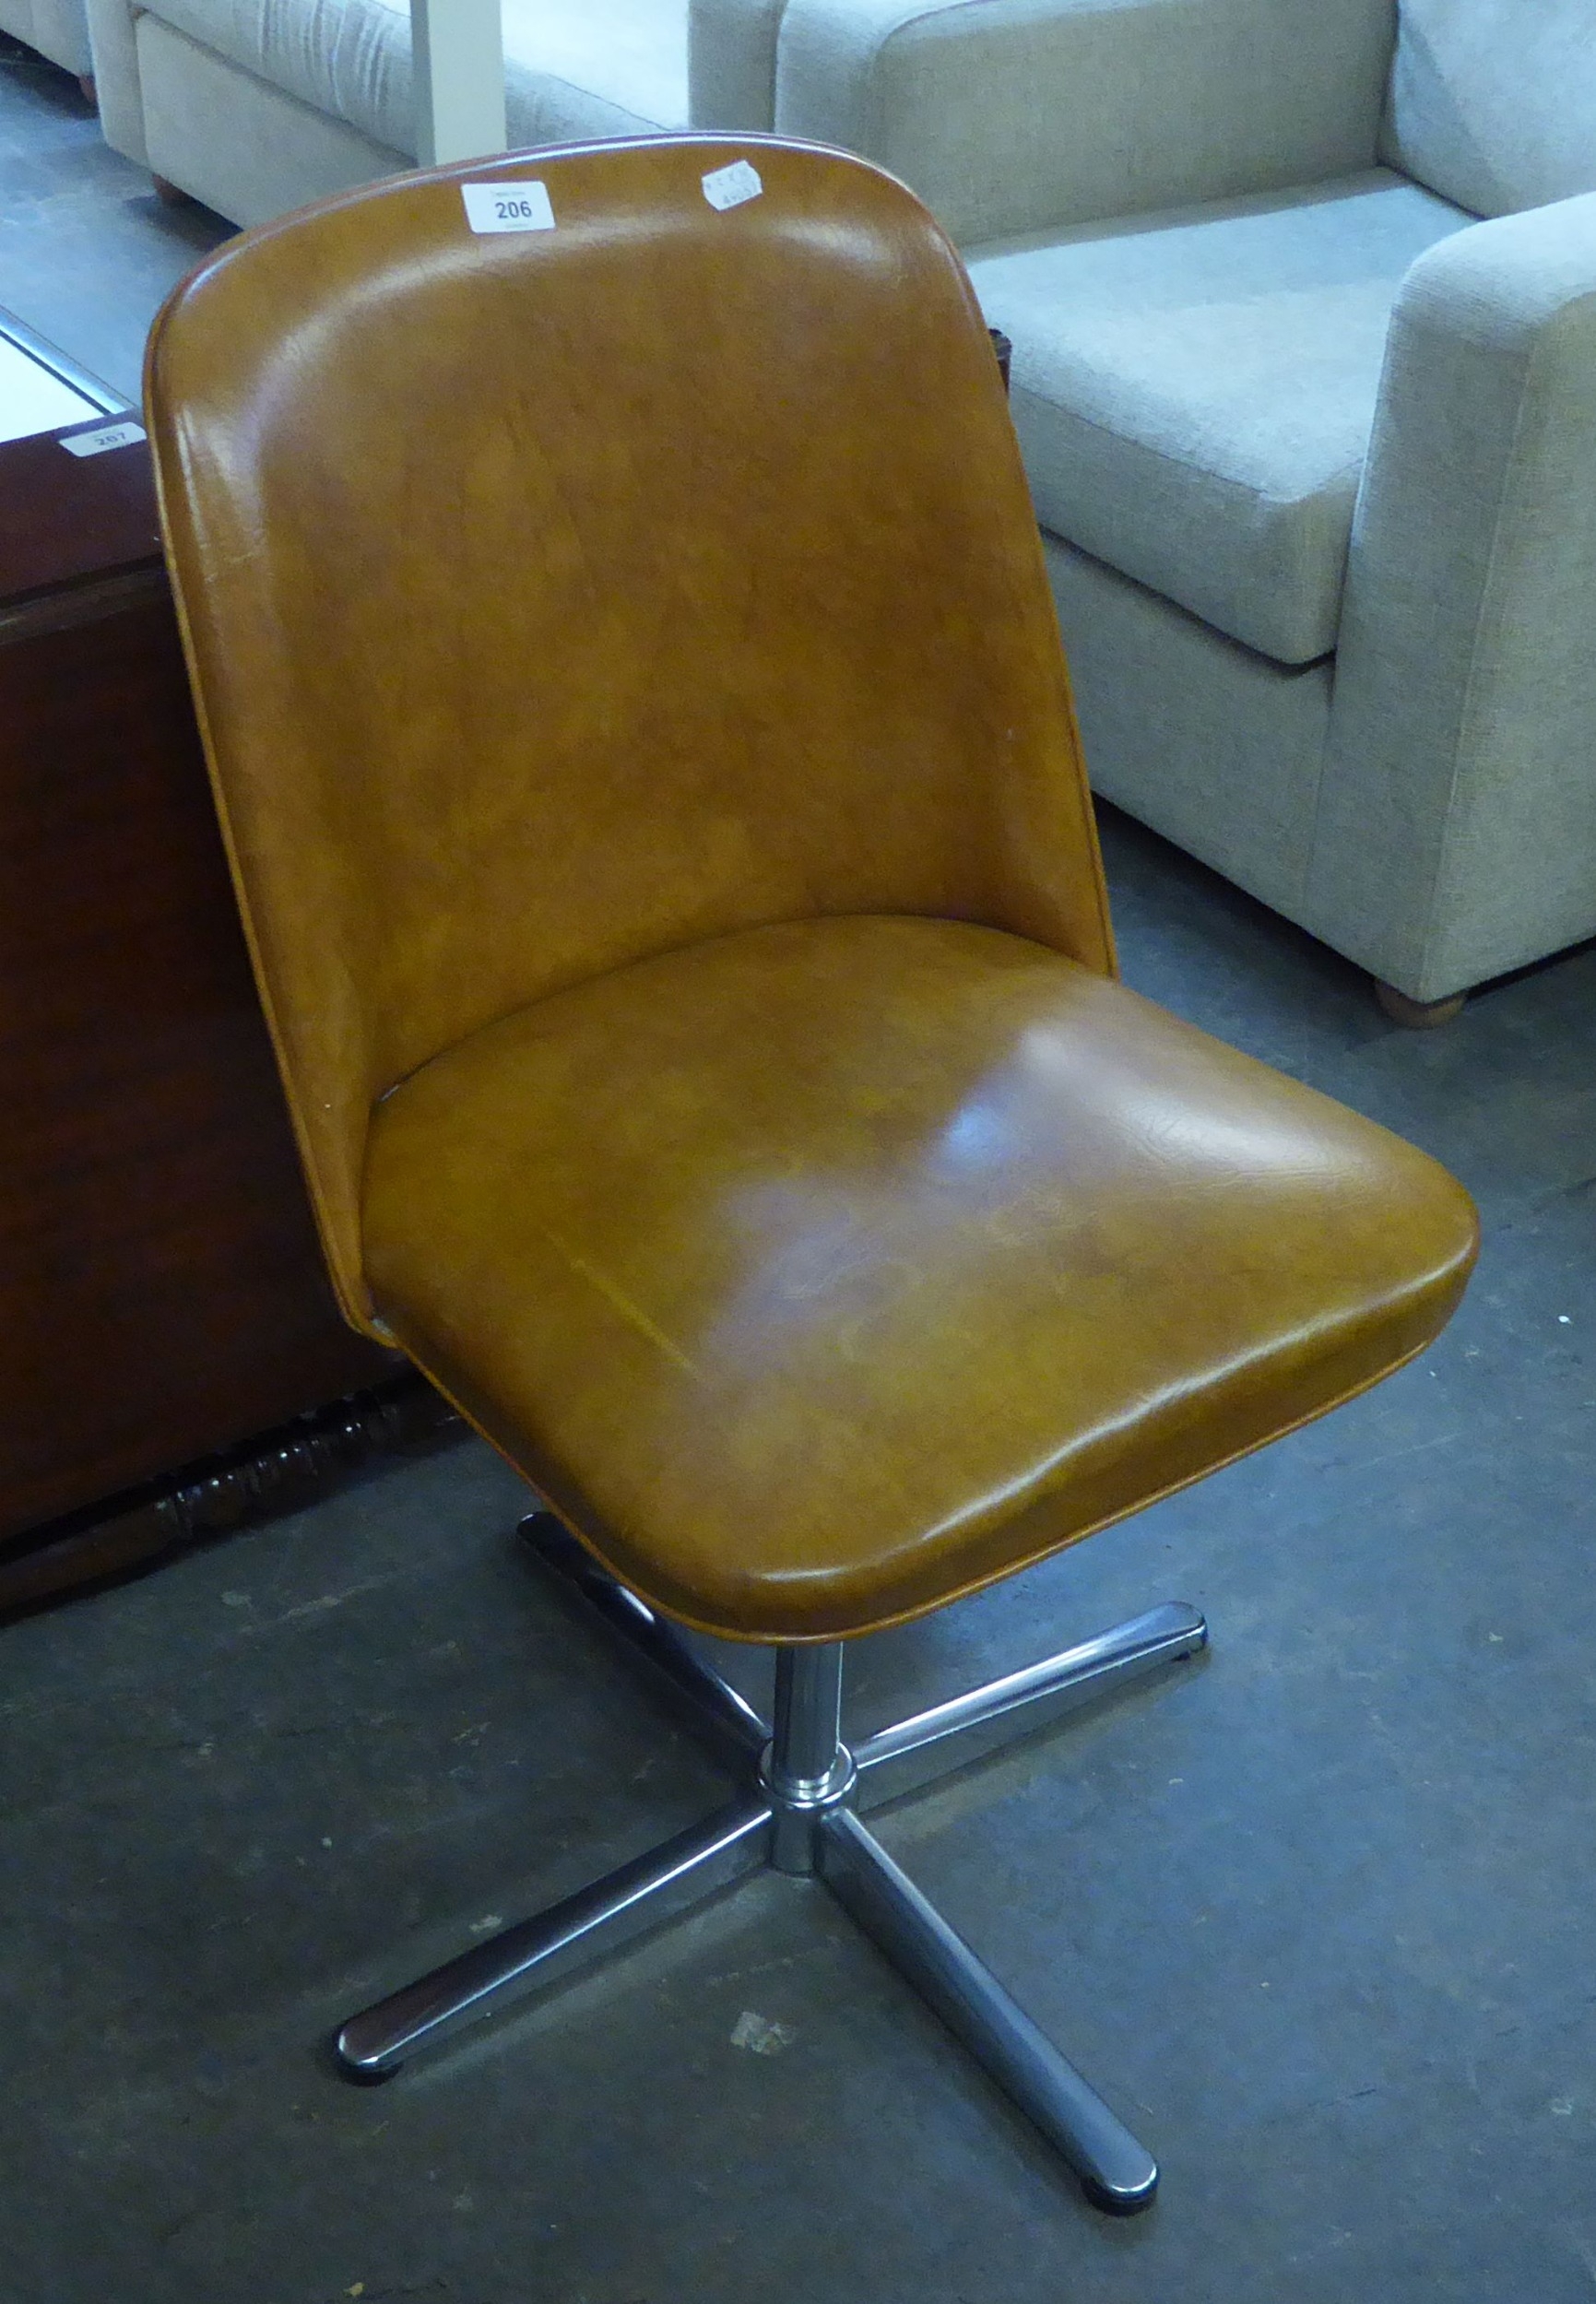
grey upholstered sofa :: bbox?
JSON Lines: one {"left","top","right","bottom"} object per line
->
{"left": 2, "top": 0, "right": 91, "bottom": 77}
{"left": 80, "top": 0, "right": 1596, "bottom": 1011}
{"left": 704, "top": 0, "right": 1596, "bottom": 1017}
{"left": 86, "top": 0, "right": 692, "bottom": 226}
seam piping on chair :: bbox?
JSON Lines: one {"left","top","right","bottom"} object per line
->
{"left": 539, "top": 1224, "right": 703, "bottom": 1380}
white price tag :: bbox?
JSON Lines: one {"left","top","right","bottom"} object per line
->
{"left": 702, "top": 160, "right": 763, "bottom": 213}
{"left": 61, "top": 419, "right": 145, "bottom": 458}
{"left": 461, "top": 180, "right": 556, "bottom": 235}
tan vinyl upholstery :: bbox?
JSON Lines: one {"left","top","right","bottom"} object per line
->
{"left": 145, "top": 135, "right": 1477, "bottom": 1643}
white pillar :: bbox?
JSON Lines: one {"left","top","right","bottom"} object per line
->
{"left": 411, "top": 0, "right": 507, "bottom": 167}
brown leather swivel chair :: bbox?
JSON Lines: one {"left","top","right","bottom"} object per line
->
{"left": 145, "top": 135, "right": 1477, "bottom": 2214}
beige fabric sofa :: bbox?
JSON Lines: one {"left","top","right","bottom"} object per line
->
{"left": 2, "top": 0, "right": 91, "bottom": 76}
{"left": 704, "top": 0, "right": 1596, "bottom": 1012}
{"left": 82, "top": 0, "right": 1596, "bottom": 1008}
{"left": 86, "top": 0, "right": 696, "bottom": 226}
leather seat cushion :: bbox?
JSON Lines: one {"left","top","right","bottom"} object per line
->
{"left": 968, "top": 171, "right": 1470, "bottom": 665}
{"left": 362, "top": 916, "right": 1476, "bottom": 1641}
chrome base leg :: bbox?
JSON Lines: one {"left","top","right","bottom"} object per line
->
{"left": 336, "top": 1798, "right": 772, "bottom": 2076}
{"left": 519, "top": 1512, "right": 769, "bottom": 1761}
{"left": 818, "top": 1806, "right": 1158, "bottom": 2215}
{"left": 337, "top": 1522, "right": 1205, "bottom": 2214}
{"left": 854, "top": 1602, "right": 1208, "bottom": 1810}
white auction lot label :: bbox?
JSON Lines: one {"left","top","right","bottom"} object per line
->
{"left": 461, "top": 181, "right": 556, "bottom": 235}
{"left": 61, "top": 420, "right": 145, "bottom": 457}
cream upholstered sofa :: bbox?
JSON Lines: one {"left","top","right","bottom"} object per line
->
{"left": 2, "top": 0, "right": 91, "bottom": 76}
{"left": 85, "top": 0, "right": 695, "bottom": 226}
{"left": 702, "top": 0, "right": 1596, "bottom": 1016}
{"left": 82, "top": 0, "right": 1596, "bottom": 1010}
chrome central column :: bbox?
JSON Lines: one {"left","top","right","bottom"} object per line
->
{"left": 761, "top": 1644, "right": 857, "bottom": 1873}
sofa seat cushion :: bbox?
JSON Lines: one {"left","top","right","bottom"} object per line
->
{"left": 967, "top": 171, "right": 1469, "bottom": 665}
{"left": 136, "top": 0, "right": 687, "bottom": 158}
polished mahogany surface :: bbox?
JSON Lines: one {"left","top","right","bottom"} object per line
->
{"left": 0, "top": 426, "right": 390, "bottom": 1543}
{"left": 148, "top": 138, "right": 1476, "bottom": 1640}
{"left": 1, "top": 422, "right": 162, "bottom": 599}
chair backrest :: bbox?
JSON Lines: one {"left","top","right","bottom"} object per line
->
{"left": 1380, "top": 0, "right": 1596, "bottom": 216}
{"left": 146, "top": 135, "right": 1112, "bottom": 1332}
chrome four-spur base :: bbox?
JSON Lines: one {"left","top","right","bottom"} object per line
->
{"left": 335, "top": 1512, "right": 1208, "bottom": 2215}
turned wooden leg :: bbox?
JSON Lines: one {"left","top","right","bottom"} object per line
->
{"left": 152, "top": 173, "right": 190, "bottom": 207}
{"left": 1374, "top": 979, "right": 1467, "bottom": 1030}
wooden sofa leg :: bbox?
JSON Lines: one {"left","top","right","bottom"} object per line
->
{"left": 77, "top": 73, "right": 96, "bottom": 104}
{"left": 152, "top": 173, "right": 190, "bottom": 207}
{"left": 1374, "top": 979, "right": 1467, "bottom": 1030}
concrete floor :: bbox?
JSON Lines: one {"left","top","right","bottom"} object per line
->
{"left": 5, "top": 39, "right": 1596, "bottom": 2304}
{"left": 0, "top": 32, "right": 229, "bottom": 397}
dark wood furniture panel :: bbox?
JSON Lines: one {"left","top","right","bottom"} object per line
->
{"left": 0, "top": 398, "right": 392, "bottom": 1547}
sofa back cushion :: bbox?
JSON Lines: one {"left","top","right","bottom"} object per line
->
{"left": 1380, "top": 0, "right": 1596, "bottom": 216}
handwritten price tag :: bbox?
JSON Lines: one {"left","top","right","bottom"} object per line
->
{"left": 702, "top": 160, "right": 763, "bottom": 212}
{"left": 461, "top": 181, "right": 556, "bottom": 235}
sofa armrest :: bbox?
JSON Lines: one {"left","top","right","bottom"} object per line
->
{"left": 1311, "top": 194, "right": 1596, "bottom": 1000}
{"left": 85, "top": 0, "right": 147, "bottom": 165}
{"left": 690, "top": 0, "right": 786, "bottom": 127}
{"left": 773, "top": 0, "right": 1395, "bottom": 245}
